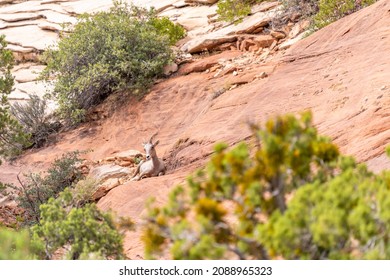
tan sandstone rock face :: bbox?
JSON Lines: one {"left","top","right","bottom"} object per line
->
{"left": 0, "top": 0, "right": 389, "bottom": 260}
{"left": 0, "top": 0, "right": 114, "bottom": 103}
{"left": 89, "top": 165, "right": 133, "bottom": 182}
{"left": 2, "top": 0, "right": 289, "bottom": 104}
{"left": 180, "top": 4, "right": 281, "bottom": 53}
{"left": 86, "top": 150, "right": 144, "bottom": 201}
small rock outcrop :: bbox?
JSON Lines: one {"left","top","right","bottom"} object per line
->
{"left": 1, "top": 0, "right": 311, "bottom": 102}
{"left": 84, "top": 149, "right": 144, "bottom": 201}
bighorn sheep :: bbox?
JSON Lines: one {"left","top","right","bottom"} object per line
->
{"left": 130, "top": 133, "right": 166, "bottom": 181}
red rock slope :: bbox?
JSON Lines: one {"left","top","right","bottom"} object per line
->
{"left": 0, "top": 0, "right": 389, "bottom": 259}
{"left": 99, "top": 0, "right": 390, "bottom": 259}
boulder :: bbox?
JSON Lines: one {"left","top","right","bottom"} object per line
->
{"left": 179, "top": 59, "right": 219, "bottom": 75}
{"left": 175, "top": 5, "right": 216, "bottom": 31}
{"left": 270, "top": 30, "right": 286, "bottom": 39}
{"left": 181, "top": 35, "right": 237, "bottom": 53}
{"left": 231, "top": 9, "right": 279, "bottom": 35}
{"left": 163, "top": 62, "right": 179, "bottom": 76}
{"left": 89, "top": 164, "right": 133, "bottom": 182}
{"left": 253, "top": 35, "right": 276, "bottom": 48}
{"left": 92, "top": 178, "right": 121, "bottom": 201}
{"left": 181, "top": 6, "right": 281, "bottom": 53}
{"left": 87, "top": 151, "right": 143, "bottom": 200}
{"left": 256, "top": 71, "right": 268, "bottom": 79}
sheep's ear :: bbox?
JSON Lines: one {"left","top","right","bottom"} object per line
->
{"left": 153, "top": 140, "right": 160, "bottom": 147}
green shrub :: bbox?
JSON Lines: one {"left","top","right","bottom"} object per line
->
{"left": 11, "top": 95, "right": 60, "bottom": 148}
{"left": 31, "top": 188, "right": 125, "bottom": 260}
{"left": 69, "top": 177, "right": 99, "bottom": 208}
{"left": 15, "top": 151, "right": 84, "bottom": 224}
{"left": 149, "top": 16, "right": 186, "bottom": 45}
{"left": 143, "top": 112, "right": 341, "bottom": 259}
{"left": 41, "top": 0, "right": 184, "bottom": 124}
{"left": 216, "top": 0, "right": 316, "bottom": 24}
{"left": 144, "top": 112, "right": 390, "bottom": 260}
{"left": 281, "top": 0, "right": 319, "bottom": 19}
{"left": 0, "top": 35, "right": 31, "bottom": 161}
{"left": 217, "top": 0, "right": 263, "bottom": 23}
{"left": 260, "top": 164, "right": 390, "bottom": 259}
{"left": 0, "top": 227, "right": 35, "bottom": 259}
{"left": 0, "top": 182, "right": 6, "bottom": 193}
{"left": 217, "top": 0, "right": 377, "bottom": 29}
{"left": 314, "top": 0, "right": 377, "bottom": 28}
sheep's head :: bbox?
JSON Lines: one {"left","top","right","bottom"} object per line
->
{"left": 143, "top": 133, "right": 159, "bottom": 160}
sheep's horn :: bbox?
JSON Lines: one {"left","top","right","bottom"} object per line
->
{"left": 149, "top": 132, "right": 158, "bottom": 144}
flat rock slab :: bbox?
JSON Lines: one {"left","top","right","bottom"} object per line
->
{"left": 13, "top": 64, "right": 45, "bottom": 83}
{"left": 11, "top": 80, "right": 51, "bottom": 99}
{"left": 59, "top": 0, "right": 113, "bottom": 14}
{"left": 162, "top": 4, "right": 216, "bottom": 31}
{"left": 92, "top": 178, "right": 121, "bottom": 201}
{"left": 89, "top": 164, "right": 133, "bottom": 182}
{"left": 0, "top": 1, "right": 68, "bottom": 14}
{"left": 38, "top": 21, "right": 63, "bottom": 31}
{"left": 6, "top": 44, "right": 34, "bottom": 53}
{"left": 181, "top": 7, "right": 280, "bottom": 53}
{"left": 1, "top": 24, "right": 58, "bottom": 50}
{"left": 227, "top": 9, "right": 280, "bottom": 35}
{"left": 0, "top": 12, "right": 43, "bottom": 22}
{"left": 0, "top": 18, "right": 48, "bottom": 29}
{"left": 38, "top": 10, "right": 77, "bottom": 25}
{"left": 8, "top": 89, "right": 29, "bottom": 101}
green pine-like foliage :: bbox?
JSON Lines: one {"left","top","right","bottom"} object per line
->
{"left": 41, "top": 0, "right": 185, "bottom": 124}
{"left": 0, "top": 228, "right": 35, "bottom": 260}
{"left": 0, "top": 35, "right": 31, "bottom": 161}
{"left": 31, "top": 188, "right": 125, "bottom": 260}
{"left": 143, "top": 112, "right": 390, "bottom": 259}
